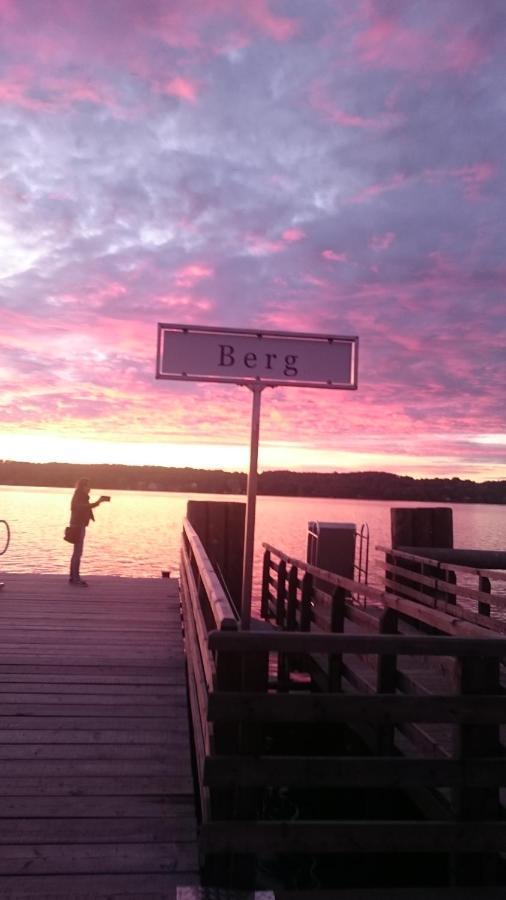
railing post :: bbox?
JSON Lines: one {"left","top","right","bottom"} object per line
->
{"left": 286, "top": 565, "right": 299, "bottom": 631}
{"left": 478, "top": 575, "right": 491, "bottom": 617}
{"left": 260, "top": 548, "right": 271, "bottom": 619}
{"left": 329, "top": 586, "right": 346, "bottom": 691}
{"left": 451, "top": 653, "right": 501, "bottom": 885}
{"left": 276, "top": 559, "right": 287, "bottom": 627}
{"left": 277, "top": 564, "right": 300, "bottom": 692}
{"left": 211, "top": 640, "right": 256, "bottom": 889}
{"left": 376, "top": 608, "right": 398, "bottom": 754}
{"left": 300, "top": 571, "right": 313, "bottom": 631}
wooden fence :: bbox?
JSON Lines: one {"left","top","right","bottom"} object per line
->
{"left": 180, "top": 528, "right": 506, "bottom": 889}
{"left": 377, "top": 544, "right": 506, "bottom": 633}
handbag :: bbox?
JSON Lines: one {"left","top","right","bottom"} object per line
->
{"left": 64, "top": 525, "right": 80, "bottom": 544}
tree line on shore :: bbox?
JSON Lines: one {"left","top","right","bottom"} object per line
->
{"left": 0, "top": 460, "right": 504, "bottom": 504}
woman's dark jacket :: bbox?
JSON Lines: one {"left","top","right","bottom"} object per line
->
{"left": 70, "top": 491, "right": 95, "bottom": 528}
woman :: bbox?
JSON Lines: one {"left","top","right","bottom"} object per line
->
{"left": 69, "top": 478, "right": 109, "bottom": 586}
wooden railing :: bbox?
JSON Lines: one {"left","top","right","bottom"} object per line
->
{"left": 201, "top": 629, "right": 506, "bottom": 883}
{"left": 262, "top": 542, "right": 506, "bottom": 639}
{"left": 180, "top": 533, "right": 506, "bottom": 888}
{"left": 257, "top": 544, "right": 506, "bottom": 871}
{"left": 179, "top": 517, "right": 239, "bottom": 827}
{"left": 376, "top": 544, "right": 506, "bottom": 633}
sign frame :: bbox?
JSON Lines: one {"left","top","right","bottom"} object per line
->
{"left": 156, "top": 323, "right": 358, "bottom": 390}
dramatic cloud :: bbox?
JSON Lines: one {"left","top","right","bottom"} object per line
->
{"left": 0, "top": 0, "right": 505, "bottom": 479}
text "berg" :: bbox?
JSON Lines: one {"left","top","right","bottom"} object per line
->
{"left": 218, "top": 344, "right": 298, "bottom": 377}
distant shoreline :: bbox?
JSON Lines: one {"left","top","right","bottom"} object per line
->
{"left": 0, "top": 461, "right": 504, "bottom": 505}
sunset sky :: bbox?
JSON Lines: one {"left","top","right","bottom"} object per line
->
{"left": 1, "top": 0, "right": 505, "bottom": 480}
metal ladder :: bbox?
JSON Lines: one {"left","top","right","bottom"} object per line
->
{"left": 353, "top": 521, "right": 370, "bottom": 607}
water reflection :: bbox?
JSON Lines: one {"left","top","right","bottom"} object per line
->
{"left": 0, "top": 486, "right": 504, "bottom": 592}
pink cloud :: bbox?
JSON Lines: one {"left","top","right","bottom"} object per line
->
{"left": 303, "top": 274, "right": 327, "bottom": 288}
{"left": 174, "top": 264, "right": 214, "bottom": 287}
{"left": 244, "top": 0, "right": 299, "bottom": 42}
{"left": 0, "top": 0, "right": 16, "bottom": 19}
{"left": 322, "top": 250, "right": 347, "bottom": 262}
{"left": 370, "top": 232, "right": 396, "bottom": 252}
{"left": 282, "top": 228, "right": 305, "bottom": 242}
{"left": 86, "top": 282, "right": 128, "bottom": 308}
{"left": 351, "top": 163, "right": 495, "bottom": 208}
{"left": 151, "top": 1, "right": 298, "bottom": 49}
{"left": 145, "top": 8, "right": 203, "bottom": 50}
{"left": 246, "top": 234, "right": 284, "bottom": 256}
{"left": 349, "top": 173, "right": 407, "bottom": 204}
{"left": 157, "top": 293, "right": 213, "bottom": 311}
{"left": 0, "top": 67, "right": 118, "bottom": 112}
{"left": 156, "top": 76, "right": 200, "bottom": 103}
{"left": 423, "top": 162, "right": 496, "bottom": 200}
{"left": 0, "top": 67, "right": 49, "bottom": 111}
{"left": 310, "top": 83, "right": 401, "bottom": 130}
{"left": 355, "top": 7, "right": 486, "bottom": 74}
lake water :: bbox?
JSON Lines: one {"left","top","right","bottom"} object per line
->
{"left": 1, "top": 486, "right": 505, "bottom": 596}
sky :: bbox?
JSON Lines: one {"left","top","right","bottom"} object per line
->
{"left": 0, "top": 0, "right": 505, "bottom": 481}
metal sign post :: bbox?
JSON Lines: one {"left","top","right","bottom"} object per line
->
{"left": 241, "top": 384, "right": 263, "bottom": 629}
{"left": 156, "top": 323, "right": 359, "bottom": 630}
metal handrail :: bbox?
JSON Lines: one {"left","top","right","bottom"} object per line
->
{"left": 0, "top": 520, "right": 10, "bottom": 556}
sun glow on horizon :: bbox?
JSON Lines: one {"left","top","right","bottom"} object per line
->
{"left": 1, "top": 432, "right": 505, "bottom": 482}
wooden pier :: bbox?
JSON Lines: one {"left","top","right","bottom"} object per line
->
{"left": 0, "top": 573, "right": 198, "bottom": 898}
{"left": 1, "top": 500, "right": 505, "bottom": 899}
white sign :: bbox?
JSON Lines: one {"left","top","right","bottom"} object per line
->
{"left": 156, "top": 324, "right": 358, "bottom": 389}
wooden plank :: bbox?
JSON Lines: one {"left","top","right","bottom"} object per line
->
{"left": 208, "top": 631, "right": 506, "bottom": 657}
{"left": 0, "top": 572, "right": 199, "bottom": 892}
{"left": 0, "top": 674, "right": 182, "bottom": 685}
{"left": 0, "top": 759, "right": 191, "bottom": 777}
{"left": 0, "top": 685, "right": 179, "bottom": 697}
{"left": 381, "top": 590, "right": 497, "bottom": 636}
{"left": 377, "top": 545, "right": 506, "bottom": 583}
{"left": 0, "top": 818, "right": 197, "bottom": 843}
{"left": 0, "top": 664, "right": 180, "bottom": 675}
{"left": 200, "top": 820, "right": 506, "bottom": 854}
{"left": 276, "top": 890, "right": 506, "bottom": 900}
{"left": 0, "top": 702, "right": 184, "bottom": 715}
{"left": 204, "top": 755, "right": 506, "bottom": 788}
{"left": 378, "top": 559, "right": 499, "bottom": 606}
{"left": 0, "top": 872, "right": 197, "bottom": 896}
{"left": 0, "top": 796, "right": 195, "bottom": 818}
{"left": 0, "top": 744, "right": 179, "bottom": 760}
{"left": 0, "top": 729, "right": 178, "bottom": 744}
{"left": 0, "top": 717, "right": 187, "bottom": 730}
{"left": 0, "top": 776, "right": 194, "bottom": 796}
{"left": 208, "top": 691, "right": 506, "bottom": 724}
{"left": 382, "top": 576, "right": 504, "bottom": 633}
{"left": 180, "top": 547, "right": 215, "bottom": 689}
{"left": 0, "top": 842, "right": 197, "bottom": 874}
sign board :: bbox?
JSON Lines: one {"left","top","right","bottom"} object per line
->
{"left": 156, "top": 322, "right": 360, "bottom": 630}
{"left": 156, "top": 324, "right": 358, "bottom": 390}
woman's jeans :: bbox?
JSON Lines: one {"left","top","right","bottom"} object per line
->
{"left": 70, "top": 527, "right": 86, "bottom": 581}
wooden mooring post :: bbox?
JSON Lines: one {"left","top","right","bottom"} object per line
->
{"left": 186, "top": 500, "right": 245, "bottom": 619}
{"left": 389, "top": 507, "right": 455, "bottom": 609}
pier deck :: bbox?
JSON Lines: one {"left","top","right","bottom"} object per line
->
{"left": 0, "top": 573, "right": 198, "bottom": 898}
